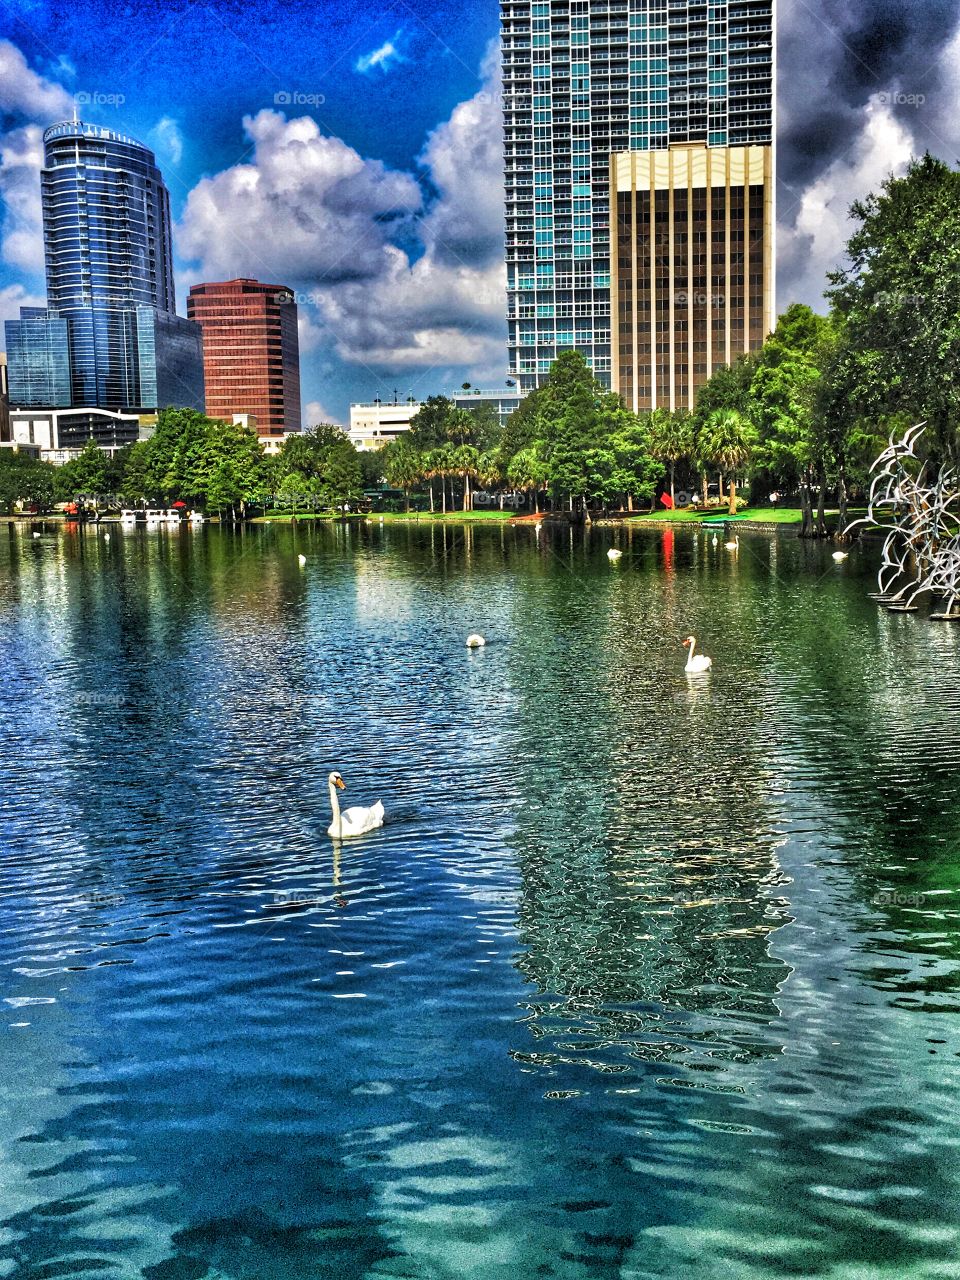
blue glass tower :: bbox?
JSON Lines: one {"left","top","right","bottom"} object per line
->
{"left": 5, "top": 120, "right": 203, "bottom": 414}
{"left": 502, "top": 0, "right": 775, "bottom": 394}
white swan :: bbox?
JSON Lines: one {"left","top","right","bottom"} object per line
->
{"left": 607, "top": 548, "right": 622, "bottom": 560}
{"left": 724, "top": 535, "right": 739, "bottom": 551}
{"left": 683, "top": 635, "right": 713, "bottom": 673}
{"left": 298, "top": 554, "right": 306, "bottom": 566}
{"left": 465, "top": 633, "right": 486, "bottom": 648}
{"left": 327, "top": 771, "right": 384, "bottom": 839}
{"left": 832, "top": 550, "right": 848, "bottom": 561}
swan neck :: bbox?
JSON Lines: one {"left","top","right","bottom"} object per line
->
{"left": 329, "top": 782, "right": 341, "bottom": 831}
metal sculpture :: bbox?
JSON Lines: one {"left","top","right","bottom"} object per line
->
{"left": 847, "top": 423, "right": 960, "bottom": 619}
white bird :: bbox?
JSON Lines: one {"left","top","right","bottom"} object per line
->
{"left": 725, "top": 535, "right": 739, "bottom": 551}
{"left": 607, "top": 548, "right": 622, "bottom": 560}
{"left": 465, "top": 633, "right": 486, "bottom": 648}
{"left": 32, "top": 532, "right": 41, "bottom": 539}
{"left": 682, "top": 634, "right": 713, "bottom": 673}
{"left": 832, "top": 550, "right": 848, "bottom": 561}
{"left": 297, "top": 554, "right": 306, "bottom": 566}
{"left": 327, "top": 771, "right": 384, "bottom": 839}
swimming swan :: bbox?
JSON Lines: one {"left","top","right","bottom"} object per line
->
{"left": 683, "top": 635, "right": 713, "bottom": 673}
{"left": 327, "top": 771, "right": 384, "bottom": 839}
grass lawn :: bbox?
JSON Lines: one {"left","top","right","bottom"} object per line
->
{"left": 632, "top": 507, "right": 809, "bottom": 525}
{"left": 369, "top": 509, "right": 514, "bottom": 523}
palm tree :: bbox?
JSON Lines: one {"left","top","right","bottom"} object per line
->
{"left": 508, "top": 446, "right": 549, "bottom": 513}
{"left": 702, "top": 409, "right": 755, "bottom": 515}
{"left": 382, "top": 440, "right": 423, "bottom": 513}
{"left": 648, "top": 408, "right": 693, "bottom": 507}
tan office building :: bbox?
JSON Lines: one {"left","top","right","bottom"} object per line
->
{"left": 610, "top": 143, "right": 774, "bottom": 414}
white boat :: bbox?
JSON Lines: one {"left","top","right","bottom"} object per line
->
{"left": 144, "top": 508, "right": 164, "bottom": 527}
{"left": 164, "top": 508, "right": 183, "bottom": 524}
{"left": 120, "top": 510, "right": 139, "bottom": 526}
{"left": 188, "top": 510, "right": 205, "bottom": 524}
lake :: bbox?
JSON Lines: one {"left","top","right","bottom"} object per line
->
{"left": 1, "top": 519, "right": 959, "bottom": 1278}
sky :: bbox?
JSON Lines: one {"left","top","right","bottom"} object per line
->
{"left": 3, "top": 0, "right": 960, "bottom": 425}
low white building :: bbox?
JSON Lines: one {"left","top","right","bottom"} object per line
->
{"left": 348, "top": 389, "right": 523, "bottom": 451}
{"left": 9, "top": 406, "right": 155, "bottom": 464}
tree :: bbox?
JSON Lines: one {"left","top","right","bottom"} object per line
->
{"left": 692, "top": 356, "right": 757, "bottom": 503}
{"left": 749, "top": 304, "right": 833, "bottom": 535}
{"left": 55, "top": 439, "right": 110, "bottom": 504}
{"left": 381, "top": 438, "right": 422, "bottom": 512}
{"left": 507, "top": 446, "right": 549, "bottom": 512}
{"left": 701, "top": 409, "right": 756, "bottom": 514}
{"left": 318, "top": 438, "right": 362, "bottom": 511}
{"left": 0, "top": 451, "right": 55, "bottom": 514}
{"left": 827, "top": 153, "right": 960, "bottom": 462}
{"left": 609, "top": 411, "right": 664, "bottom": 511}
{"left": 408, "top": 397, "right": 455, "bottom": 451}
{"left": 648, "top": 409, "right": 693, "bottom": 506}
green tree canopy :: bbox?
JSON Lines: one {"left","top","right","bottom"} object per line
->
{"left": 826, "top": 152, "right": 960, "bottom": 460}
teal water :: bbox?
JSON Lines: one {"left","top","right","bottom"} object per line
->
{"left": 1, "top": 519, "right": 959, "bottom": 1279}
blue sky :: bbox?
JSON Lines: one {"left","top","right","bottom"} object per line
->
{"left": 0, "top": 0, "right": 505, "bottom": 422}
{"left": 4, "top": 0, "right": 960, "bottom": 422}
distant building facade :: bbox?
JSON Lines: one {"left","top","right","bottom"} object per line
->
{"left": 187, "top": 279, "right": 301, "bottom": 436}
{"left": 9, "top": 406, "right": 152, "bottom": 464}
{"left": 3, "top": 120, "right": 204, "bottom": 437}
{"left": 348, "top": 389, "right": 523, "bottom": 451}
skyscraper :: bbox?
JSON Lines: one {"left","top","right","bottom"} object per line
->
{"left": 187, "top": 280, "right": 302, "bottom": 436}
{"left": 502, "top": 0, "right": 774, "bottom": 407}
{"left": 5, "top": 120, "right": 203, "bottom": 417}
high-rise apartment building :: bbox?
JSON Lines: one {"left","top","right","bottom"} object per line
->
{"left": 4, "top": 120, "right": 203, "bottom": 421}
{"left": 187, "top": 279, "right": 302, "bottom": 436}
{"left": 502, "top": 0, "right": 774, "bottom": 408}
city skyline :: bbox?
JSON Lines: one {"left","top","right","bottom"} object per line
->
{"left": 3, "top": 1, "right": 960, "bottom": 421}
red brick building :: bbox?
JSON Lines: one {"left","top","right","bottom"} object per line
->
{"left": 187, "top": 279, "right": 301, "bottom": 436}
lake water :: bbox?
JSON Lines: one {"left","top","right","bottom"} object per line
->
{"left": 1, "top": 519, "right": 959, "bottom": 1279}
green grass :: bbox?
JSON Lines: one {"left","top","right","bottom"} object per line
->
{"left": 368, "top": 509, "right": 514, "bottom": 523}
{"left": 631, "top": 507, "right": 807, "bottom": 524}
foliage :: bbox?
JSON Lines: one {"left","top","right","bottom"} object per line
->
{"left": 0, "top": 450, "right": 56, "bottom": 514}
{"left": 826, "top": 153, "right": 960, "bottom": 461}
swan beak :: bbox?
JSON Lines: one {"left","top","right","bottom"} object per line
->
{"left": 334, "top": 777, "right": 346, "bottom": 790}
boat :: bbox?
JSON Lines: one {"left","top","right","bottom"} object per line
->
{"left": 144, "top": 508, "right": 164, "bottom": 528}
{"left": 164, "top": 508, "right": 183, "bottom": 524}
{"left": 188, "top": 510, "right": 205, "bottom": 524}
{"left": 120, "top": 509, "right": 139, "bottom": 526}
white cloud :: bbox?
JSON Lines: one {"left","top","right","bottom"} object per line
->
{"left": 177, "top": 109, "right": 422, "bottom": 285}
{"left": 0, "top": 280, "right": 44, "bottom": 327}
{"left": 151, "top": 116, "right": 184, "bottom": 166}
{"left": 0, "top": 124, "right": 48, "bottom": 273}
{"left": 304, "top": 400, "right": 344, "bottom": 428}
{"left": 175, "top": 51, "right": 506, "bottom": 378}
{"left": 0, "top": 40, "right": 74, "bottom": 121}
{"left": 778, "top": 96, "right": 915, "bottom": 309}
{"left": 355, "top": 33, "right": 405, "bottom": 76}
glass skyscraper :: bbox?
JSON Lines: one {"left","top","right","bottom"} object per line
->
{"left": 5, "top": 120, "right": 203, "bottom": 415}
{"left": 502, "top": 0, "right": 775, "bottom": 399}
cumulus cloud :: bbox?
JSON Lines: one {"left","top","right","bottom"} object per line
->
{"left": 776, "top": 0, "right": 960, "bottom": 309}
{"left": 778, "top": 96, "right": 915, "bottom": 310}
{"left": 0, "top": 40, "right": 74, "bottom": 121}
{"left": 176, "top": 50, "right": 506, "bottom": 376}
{"left": 177, "top": 110, "right": 422, "bottom": 285}
{"left": 0, "top": 124, "right": 47, "bottom": 273}
{"left": 304, "top": 400, "right": 344, "bottom": 428}
{"left": 0, "top": 280, "right": 44, "bottom": 326}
